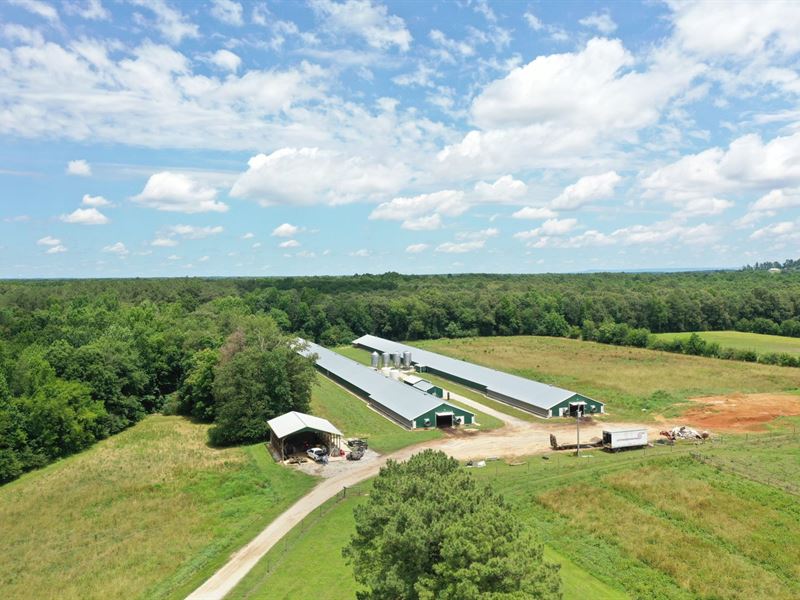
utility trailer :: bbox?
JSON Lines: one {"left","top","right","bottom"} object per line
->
{"left": 602, "top": 428, "right": 648, "bottom": 452}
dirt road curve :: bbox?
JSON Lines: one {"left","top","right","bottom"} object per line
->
{"left": 187, "top": 414, "right": 655, "bottom": 600}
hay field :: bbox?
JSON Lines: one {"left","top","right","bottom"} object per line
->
{"left": 416, "top": 336, "right": 800, "bottom": 419}
{"left": 0, "top": 416, "right": 315, "bottom": 600}
{"left": 654, "top": 330, "right": 800, "bottom": 355}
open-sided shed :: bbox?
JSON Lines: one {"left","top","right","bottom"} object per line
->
{"left": 267, "top": 411, "right": 343, "bottom": 461}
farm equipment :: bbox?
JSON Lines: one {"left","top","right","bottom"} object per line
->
{"left": 346, "top": 438, "right": 368, "bottom": 450}
{"left": 660, "top": 426, "right": 709, "bottom": 442}
{"left": 346, "top": 446, "right": 365, "bottom": 461}
{"left": 549, "top": 433, "right": 602, "bottom": 451}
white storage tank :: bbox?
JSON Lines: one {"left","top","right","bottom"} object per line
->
{"left": 370, "top": 351, "right": 380, "bottom": 368}
{"left": 382, "top": 352, "right": 391, "bottom": 368}
{"left": 402, "top": 351, "right": 412, "bottom": 368}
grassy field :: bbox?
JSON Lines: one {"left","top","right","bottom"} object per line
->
{"left": 654, "top": 330, "right": 800, "bottom": 355}
{"left": 230, "top": 430, "right": 800, "bottom": 600}
{"left": 415, "top": 336, "right": 800, "bottom": 419}
{"left": 0, "top": 416, "right": 316, "bottom": 600}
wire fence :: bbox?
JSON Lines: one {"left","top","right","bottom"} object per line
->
{"left": 237, "top": 427, "right": 798, "bottom": 598}
{"left": 234, "top": 485, "right": 370, "bottom": 600}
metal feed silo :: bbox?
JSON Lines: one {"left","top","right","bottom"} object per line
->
{"left": 371, "top": 351, "right": 380, "bottom": 368}
{"left": 382, "top": 352, "right": 391, "bottom": 368}
{"left": 402, "top": 351, "right": 412, "bottom": 368}
{"left": 393, "top": 353, "right": 401, "bottom": 368}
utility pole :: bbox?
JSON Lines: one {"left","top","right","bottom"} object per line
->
{"left": 576, "top": 407, "right": 581, "bottom": 457}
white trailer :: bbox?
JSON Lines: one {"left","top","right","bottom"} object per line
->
{"left": 602, "top": 428, "right": 648, "bottom": 451}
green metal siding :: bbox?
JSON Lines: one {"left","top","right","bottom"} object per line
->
{"left": 548, "top": 394, "right": 605, "bottom": 417}
{"left": 413, "top": 403, "right": 475, "bottom": 428}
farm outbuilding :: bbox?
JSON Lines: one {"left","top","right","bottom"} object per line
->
{"left": 297, "top": 339, "right": 474, "bottom": 429}
{"left": 353, "top": 334, "right": 604, "bottom": 418}
{"left": 402, "top": 375, "right": 444, "bottom": 398}
{"left": 267, "top": 411, "right": 343, "bottom": 461}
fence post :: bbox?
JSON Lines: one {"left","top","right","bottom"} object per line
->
{"left": 343, "top": 485, "right": 347, "bottom": 499}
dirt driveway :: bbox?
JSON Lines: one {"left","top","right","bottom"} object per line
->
{"left": 186, "top": 412, "right": 655, "bottom": 600}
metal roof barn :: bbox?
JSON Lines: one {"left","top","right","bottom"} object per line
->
{"left": 267, "top": 411, "right": 343, "bottom": 461}
{"left": 268, "top": 411, "right": 343, "bottom": 439}
{"left": 352, "top": 334, "right": 604, "bottom": 418}
{"left": 297, "top": 339, "right": 474, "bottom": 429}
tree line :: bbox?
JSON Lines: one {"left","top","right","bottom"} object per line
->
{"left": 3, "top": 266, "right": 800, "bottom": 482}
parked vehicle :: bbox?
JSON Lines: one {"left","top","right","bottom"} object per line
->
{"left": 306, "top": 447, "right": 328, "bottom": 462}
{"left": 347, "top": 447, "right": 365, "bottom": 461}
{"left": 602, "top": 428, "right": 648, "bottom": 451}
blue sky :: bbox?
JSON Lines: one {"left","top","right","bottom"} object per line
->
{"left": 1, "top": 0, "right": 800, "bottom": 277}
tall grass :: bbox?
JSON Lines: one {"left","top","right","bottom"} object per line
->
{"left": 417, "top": 336, "right": 800, "bottom": 419}
{"left": 0, "top": 416, "right": 316, "bottom": 600}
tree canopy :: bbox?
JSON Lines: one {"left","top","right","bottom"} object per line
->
{"left": 208, "top": 317, "right": 315, "bottom": 446}
{"left": 3, "top": 267, "right": 800, "bottom": 482}
{"left": 344, "top": 450, "right": 561, "bottom": 600}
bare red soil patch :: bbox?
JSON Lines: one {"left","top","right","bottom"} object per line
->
{"left": 683, "top": 393, "right": 800, "bottom": 431}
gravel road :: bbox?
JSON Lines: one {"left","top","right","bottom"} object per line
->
{"left": 186, "top": 402, "right": 655, "bottom": 600}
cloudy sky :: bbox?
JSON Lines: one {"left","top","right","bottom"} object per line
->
{"left": 1, "top": 0, "right": 799, "bottom": 277}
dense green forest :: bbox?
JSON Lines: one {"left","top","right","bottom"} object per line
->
{"left": 2, "top": 268, "right": 800, "bottom": 483}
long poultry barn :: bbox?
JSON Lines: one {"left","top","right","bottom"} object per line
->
{"left": 352, "top": 334, "right": 604, "bottom": 418}
{"left": 298, "top": 339, "right": 475, "bottom": 429}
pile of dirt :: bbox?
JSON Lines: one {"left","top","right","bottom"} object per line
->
{"left": 682, "top": 393, "right": 800, "bottom": 431}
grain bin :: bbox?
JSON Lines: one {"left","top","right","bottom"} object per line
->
{"left": 370, "top": 351, "right": 380, "bottom": 368}
{"left": 402, "top": 351, "right": 412, "bottom": 368}
{"left": 382, "top": 352, "right": 390, "bottom": 368}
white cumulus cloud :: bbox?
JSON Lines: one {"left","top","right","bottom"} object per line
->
{"left": 474, "top": 175, "right": 527, "bottom": 202}
{"left": 210, "top": 0, "right": 243, "bottom": 26}
{"left": 210, "top": 49, "right": 241, "bottom": 72}
{"left": 60, "top": 207, "right": 109, "bottom": 225}
{"left": 82, "top": 194, "right": 110, "bottom": 207}
{"left": 551, "top": 171, "right": 622, "bottom": 210}
{"left": 231, "top": 148, "right": 407, "bottom": 206}
{"left": 133, "top": 172, "right": 228, "bottom": 213}
{"left": 272, "top": 223, "right": 300, "bottom": 237}
{"left": 405, "top": 243, "right": 429, "bottom": 253}
{"left": 311, "top": 0, "right": 412, "bottom": 51}
{"left": 66, "top": 159, "right": 91, "bottom": 176}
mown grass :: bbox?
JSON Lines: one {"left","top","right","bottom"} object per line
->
{"left": 415, "top": 336, "right": 800, "bottom": 419}
{"left": 230, "top": 432, "right": 800, "bottom": 600}
{"left": 654, "top": 330, "right": 800, "bottom": 355}
{"left": 227, "top": 482, "right": 369, "bottom": 600}
{"left": 310, "top": 374, "right": 442, "bottom": 454}
{"left": 0, "top": 416, "right": 316, "bottom": 600}
{"left": 228, "top": 478, "right": 627, "bottom": 600}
